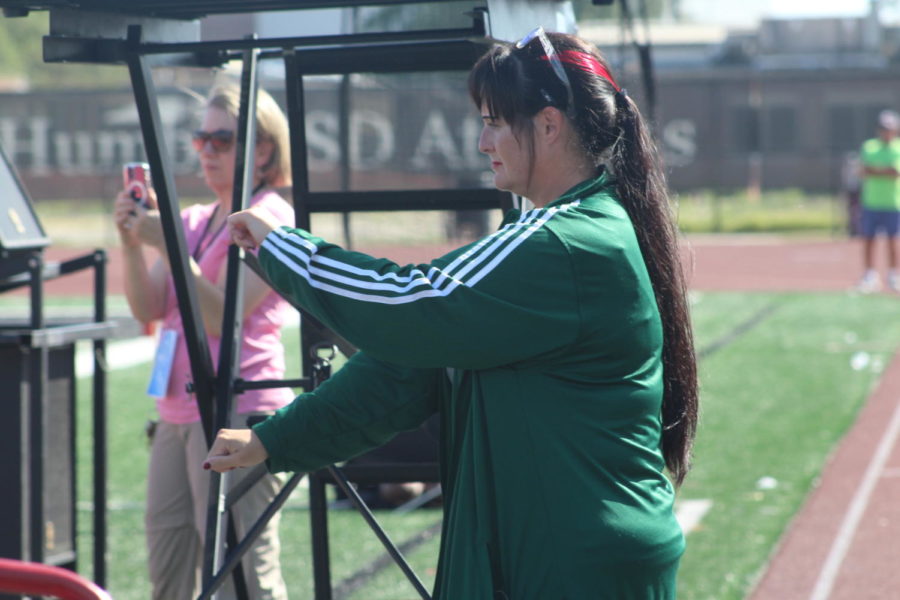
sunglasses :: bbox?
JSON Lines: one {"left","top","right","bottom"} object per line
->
{"left": 191, "top": 129, "right": 235, "bottom": 153}
{"left": 516, "top": 26, "right": 575, "bottom": 118}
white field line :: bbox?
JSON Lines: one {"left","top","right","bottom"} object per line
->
{"left": 76, "top": 336, "right": 156, "bottom": 378}
{"left": 676, "top": 499, "right": 712, "bottom": 534}
{"left": 809, "top": 396, "right": 900, "bottom": 600}
{"left": 75, "top": 315, "right": 301, "bottom": 378}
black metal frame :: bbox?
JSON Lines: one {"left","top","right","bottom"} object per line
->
{"left": 3, "top": 0, "right": 457, "bottom": 20}
{"left": 0, "top": 247, "right": 139, "bottom": 590}
{"left": 30, "top": 6, "right": 513, "bottom": 599}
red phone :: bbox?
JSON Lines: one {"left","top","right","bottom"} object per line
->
{"left": 123, "top": 162, "right": 151, "bottom": 207}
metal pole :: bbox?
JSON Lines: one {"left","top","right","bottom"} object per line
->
{"left": 308, "top": 473, "right": 333, "bottom": 600}
{"left": 283, "top": 49, "right": 311, "bottom": 233}
{"left": 201, "top": 40, "right": 259, "bottom": 600}
{"left": 197, "top": 472, "right": 305, "bottom": 600}
{"left": 27, "top": 252, "right": 45, "bottom": 565}
{"left": 282, "top": 55, "right": 336, "bottom": 596}
{"left": 325, "top": 465, "right": 431, "bottom": 600}
{"left": 91, "top": 249, "right": 108, "bottom": 588}
{"left": 339, "top": 73, "right": 353, "bottom": 249}
{"left": 124, "top": 24, "right": 218, "bottom": 442}
{"left": 282, "top": 47, "right": 320, "bottom": 383}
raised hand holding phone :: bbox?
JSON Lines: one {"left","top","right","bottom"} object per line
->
{"left": 115, "top": 162, "right": 163, "bottom": 249}
{"left": 123, "top": 162, "right": 152, "bottom": 210}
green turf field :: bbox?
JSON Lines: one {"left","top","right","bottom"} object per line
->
{"left": 60, "top": 290, "right": 900, "bottom": 599}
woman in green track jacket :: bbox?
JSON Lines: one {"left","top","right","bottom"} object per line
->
{"left": 206, "top": 29, "right": 699, "bottom": 599}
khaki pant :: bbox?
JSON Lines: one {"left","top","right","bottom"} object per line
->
{"left": 145, "top": 417, "right": 288, "bottom": 600}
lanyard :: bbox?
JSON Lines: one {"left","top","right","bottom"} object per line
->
{"left": 192, "top": 204, "right": 226, "bottom": 262}
{"left": 192, "top": 183, "right": 266, "bottom": 262}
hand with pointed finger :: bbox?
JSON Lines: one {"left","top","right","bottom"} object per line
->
{"left": 227, "top": 205, "right": 283, "bottom": 250}
{"left": 203, "top": 428, "right": 269, "bottom": 473}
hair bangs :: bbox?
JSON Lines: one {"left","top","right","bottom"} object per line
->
{"left": 468, "top": 47, "right": 526, "bottom": 127}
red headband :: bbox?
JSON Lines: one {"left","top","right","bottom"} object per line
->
{"left": 542, "top": 50, "right": 621, "bottom": 92}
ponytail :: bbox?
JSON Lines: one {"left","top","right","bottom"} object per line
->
{"left": 470, "top": 33, "right": 699, "bottom": 486}
{"left": 611, "top": 91, "right": 698, "bottom": 487}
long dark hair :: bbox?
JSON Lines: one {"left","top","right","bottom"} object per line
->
{"left": 469, "top": 32, "right": 698, "bottom": 486}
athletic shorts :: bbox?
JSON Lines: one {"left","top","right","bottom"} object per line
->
{"left": 860, "top": 208, "right": 900, "bottom": 238}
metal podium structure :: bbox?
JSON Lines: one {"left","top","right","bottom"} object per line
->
{"left": 0, "top": 1, "right": 579, "bottom": 598}
{"left": 0, "top": 141, "right": 139, "bottom": 598}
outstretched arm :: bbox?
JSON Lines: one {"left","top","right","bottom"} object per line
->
{"left": 204, "top": 351, "right": 442, "bottom": 475}
{"left": 254, "top": 206, "right": 586, "bottom": 370}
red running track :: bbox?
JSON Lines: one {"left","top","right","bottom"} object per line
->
{"left": 27, "top": 235, "right": 888, "bottom": 298}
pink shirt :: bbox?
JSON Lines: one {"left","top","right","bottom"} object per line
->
{"left": 156, "top": 190, "right": 295, "bottom": 424}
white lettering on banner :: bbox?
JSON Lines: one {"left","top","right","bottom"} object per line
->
{"left": 74, "top": 132, "right": 96, "bottom": 173}
{"left": 33, "top": 117, "right": 51, "bottom": 175}
{"left": 0, "top": 119, "right": 15, "bottom": 162}
{"left": 0, "top": 97, "right": 488, "bottom": 183}
{"left": 306, "top": 110, "right": 340, "bottom": 171}
{"left": 96, "top": 130, "right": 143, "bottom": 169}
{"left": 461, "top": 115, "right": 484, "bottom": 170}
{"left": 0, "top": 117, "right": 51, "bottom": 175}
{"left": 411, "top": 110, "right": 462, "bottom": 170}
{"left": 2, "top": 116, "right": 194, "bottom": 177}
{"left": 305, "top": 109, "right": 397, "bottom": 172}
{"left": 350, "top": 109, "right": 394, "bottom": 170}
{"left": 168, "top": 130, "right": 196, "bottom": 168}
{"left": 662, "top": 119, "right": 697, "bottom": 168}
{"left": 53, "top": 131, "right": 94, "bottom": 174}
{"left": 53, "top": 132, "right": 74, "bottom": 174}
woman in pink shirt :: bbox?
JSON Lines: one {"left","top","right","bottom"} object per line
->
{"left": 113, "top": 83, "right": 293, "bottom": 600}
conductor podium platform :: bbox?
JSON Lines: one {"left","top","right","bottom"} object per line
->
{"left": 0, "top": 275, "right": 139, "bottom": 599}
{"left": 0, "top": 319, "right": 126, "bottom": 568}
{"left": 0, "top": 142, "right": 139, "bottom": 593}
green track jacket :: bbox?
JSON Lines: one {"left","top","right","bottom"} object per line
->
{"left": 254, "top": 174, "right": 685, "bottom": 599}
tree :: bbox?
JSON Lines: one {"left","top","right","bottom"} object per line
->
{"left": 0, "top": 11, "right": 128, "bottom": 89}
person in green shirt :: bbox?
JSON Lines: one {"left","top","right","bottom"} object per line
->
{"left": 857, "top": 109, "right": 900, "bottom": 292}
{"left": 206, "top": 28, "right": 699, "bottom": 599}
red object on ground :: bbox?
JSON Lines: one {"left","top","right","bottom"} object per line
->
{"left": 0, "top": 558, "right": 112, "bottom": 600}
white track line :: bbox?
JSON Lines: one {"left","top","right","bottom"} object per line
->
{"left": 76, "top": 337, "right": 156, "bottom": 378}
{"left": 676, "top": 499, "right": 712, "bottom": 534}
{"left": 809, "top": 396, "right": 900, "bottom": 600}
{"left": 75, "top": 318, "right": 301, "bottom": 379}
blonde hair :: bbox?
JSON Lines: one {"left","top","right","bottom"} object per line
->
{"left": 206, "top": 83, "right": 292, "bottom": 187}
